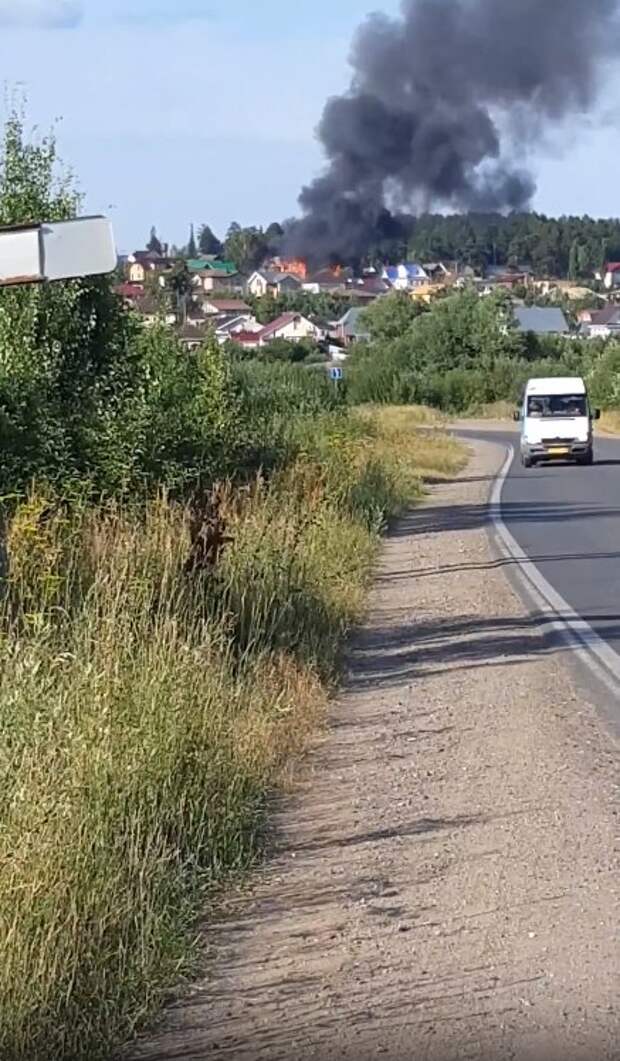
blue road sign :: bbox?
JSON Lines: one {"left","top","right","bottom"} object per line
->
{"left": 329, "top": 367, "right": 344, "bottom": 381}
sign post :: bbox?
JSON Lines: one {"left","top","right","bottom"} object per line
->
{"left": 0, "top": 216, "right": 116, "bottom": 287}
{"left": 329, "top": 365, "right": 344, "bottom": 391}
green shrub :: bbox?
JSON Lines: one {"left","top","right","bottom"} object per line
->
{"left": 0, "top": 408, "right": 465, "bottom": 1061}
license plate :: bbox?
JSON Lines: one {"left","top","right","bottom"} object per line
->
{"left": 547, "top": 446, "right": 569, "bottom": 456}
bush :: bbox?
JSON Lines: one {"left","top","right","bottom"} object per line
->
{"left": 585, "top": 341, "right": 620, "bottom": 408}
{"left": 0, "top": 408, "right": 465, "bottom": 1061}
{"left": 259, "top": 337, "right": 322, "bottom": 363}
{"left": 344, "top": 288, "right": 620, "bottom": 414}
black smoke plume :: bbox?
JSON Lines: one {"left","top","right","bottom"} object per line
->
{"left": 287, "top": 0, "right": 620, "bottom": 264}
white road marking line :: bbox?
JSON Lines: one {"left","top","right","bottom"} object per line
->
{"left": 490, "top": 446, "right": 620, "bottom": 696}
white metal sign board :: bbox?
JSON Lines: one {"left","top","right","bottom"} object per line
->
{"left": 0, "top": 216, "right": 116, "bottom": 286}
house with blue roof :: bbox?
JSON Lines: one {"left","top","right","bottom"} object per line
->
{"left": 382, "top": 263, "right": 429, "bottom": 291}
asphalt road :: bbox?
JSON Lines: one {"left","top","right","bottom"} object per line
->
{"left": 458, "top": 426, "right": 620, "bottom": 660}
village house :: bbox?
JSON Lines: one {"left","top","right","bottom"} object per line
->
{"left": 133, "top": 293, "right": 176, "bottom": 328}
{"left": 410, "top": 280, "right": 448, "bottom": 303}
{"left": 215, "top": 314, "right": 262, "bottom": 344}
{"left": 192, "top": 269, "right": 241, "bottom": 294}
{"left": 127, "top": 251, "right": 172, "bottom": 285}
{"left": 302, "top": 267, "right": 353, "bottom": 295}
{"left": 188, "top": 259, "right": 244, "bottom": 294}
{"left": 182, "top": 300, "right": 209, "bottom": 327}
{"left": 578, "top": 304, "right": 620, "bottom": 338}
{"left": 229, "top": 330, "right": 263, "bottom": 351}
{"left": 332, "top": 307, "right": 370, "bottom": 347}
{"left": 343, "top": 274, "right": 391, "bottom": 301}
{"left": 114, "top": 282, "right": 145, "bottom": 306}
{"left": 601, "top": 262, "right": 620, "bottom": 290}
{"left": 177, "top": 324, "right": 210, "bottom": 352}
{"left": 264, "top": 257, "right": 308, "bottom": 280}
{"left": 203, "top": 298, "right": 252, "bottom": 318}
{"left": 513, "top": 307, "right": 570, "bottom": 336}
{"left": 422, "top": 262, "right": 452, "bottom": 282}
{"left": 453, "top": 265, "right": 479, "bottom": 288}
{"left": 246, "top": 270, "right": 302, "bottom": 298}
{"left": 382, "top": 263, "right": 429, "bottom": 291}
{"left": 258, "top": 312, "right": 324, "bottom": 345}
{"left": 482, "top": 265, "right": 531, "bottom": 291}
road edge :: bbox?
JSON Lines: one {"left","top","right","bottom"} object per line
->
{"left": 488, "top": 443, "right": 620, "bottom": 709}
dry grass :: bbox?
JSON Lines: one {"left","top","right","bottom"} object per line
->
{"left": 358, "top": 402, "right": 448, "bottom": 428}
{"left": 0, "top": 407, "right": 466, "bottom": 1060}
{"left": 457, "top": 402, "right": 620, "bottom": 435}
{"left": 356, "top": 405, "right": 466, "bottom": 486}
{"left": 461, "top": 400, "right": 515, "bottom": 421}
{"left": 598, "top": 409, "right": 620, "bottom": 435}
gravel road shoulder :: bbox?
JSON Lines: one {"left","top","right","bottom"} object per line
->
{"left": 128, "top": 440, "right": 619, "bottom": 1061}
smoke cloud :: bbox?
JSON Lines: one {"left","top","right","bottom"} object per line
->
{"left": 288, "top": 0, "right": 620, "bottom": 263}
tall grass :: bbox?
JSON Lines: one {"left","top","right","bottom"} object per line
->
{"left": 599, "top": 409, "right": 620, "bottom": 435}
{"left": 0, "top": 408, "right": 464, "bottom": 1061}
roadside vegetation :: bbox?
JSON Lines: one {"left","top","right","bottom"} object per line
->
{"left": 0, "top": 109, "right": 464, "bottom": 1059}
{"left": 347, "top": 289, "right": 620, "bottom": 415}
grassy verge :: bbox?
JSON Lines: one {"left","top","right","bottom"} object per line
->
{"left": 460, "top": 400, "right": 515, "bottom": 421}
{"left": 599, "top": 409, "right": 620, "bottom": 434}
{"left": 0, "top": 407, "right": 464, "bottom": 1061}
{"left": 406, "top": 401, "right": 620, "bottom": 435}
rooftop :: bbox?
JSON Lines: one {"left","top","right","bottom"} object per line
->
{"left": 514, "top": 307, "right": 570, "bottom": 335}
{"left": 231, "top": 330, "right": 262, "bottom": 345}
{"left": 187, "top": 258, "right": 237, "bottom": 275}
{"left": 588, "top": 305, "right": 620, "bottom": 326}
{"left": 204, "top": 299, "right": 251, "bottom": 314}
{"left": 177, "top": 324, "right": 209, "bottom": 342}
{"left": 260, "top": 312, "right": 315, "bottom": 340}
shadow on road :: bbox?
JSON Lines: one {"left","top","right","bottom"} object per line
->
{"left": 388, "top": 500, "right": 620, "bottom": 539}
{"left": 347, "top": 610, "right": 620, "bottom": 693}
{"left": 378, "top": 550, "right": 620, "bottom": 584}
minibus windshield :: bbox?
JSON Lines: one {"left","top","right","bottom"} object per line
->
{"left": 526, "top": 395, "right": 587, "bottom": 418}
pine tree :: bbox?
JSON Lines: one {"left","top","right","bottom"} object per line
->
{"left": 198, "top": 224, "right": 223, "bottom": 257}
{"left": 187, "top": 224, "right": 197, "bottom": 259}
{"left": 147, "top": 226, "right": 163, "bottom": 255}
{"left": 568, "top": 240, "right": 579, "bottom": 281}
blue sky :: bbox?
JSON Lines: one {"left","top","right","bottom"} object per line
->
{"left": 0, "top": 0, "right": 618, "bottom": 253}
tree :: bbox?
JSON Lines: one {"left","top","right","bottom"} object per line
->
{"left": 187, "top": 224, "right": 197, "bottom": 259}
{"left": 359, "top": 292, "right": 427, "bottom": 342}
{"left": 259, "top": 338, "right": 320, "bottom": 364}
{"left": 245, "top": 289, "right": 344, "bottom": 325}
{"left": 198, "top": 224, "right": 223, "bottom": 257}
{"left": 568, "top": 240, "right": 579, "bottom": 281}
{"left": 166, "top": 261, "right": 194, "bottom": 322}
{"left": 265, "top": 221, "right": 284, "bottom": 248}
{"left": 0, "top": 103, "right": 141, "bottom": 494}
{"left": 577, "top": 242, "right": 592, "bottom": 278}
{"left": 147, "top": 226, "right": 163, "bottom": 255}
{"left": 223, "top": 222, "right": 267, "bottom": 273}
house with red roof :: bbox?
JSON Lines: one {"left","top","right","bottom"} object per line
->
{"left": 258, "top": 312, "right": 324, "bottom": 345}
{"left": 231, "top": 330, "right": 263, "bottom": 351}
{"left": 214, "top": 313, "right": 262, "bottom": 344}
{"left": 114, "top": 282, "right": 145, "bottom": 304}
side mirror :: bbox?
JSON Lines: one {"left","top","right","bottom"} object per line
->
{"left": 513, "top": 410, "right": 521, "bottom": 422}
{"left": 594, "top": 409, "right": 601, "bottom": 421}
